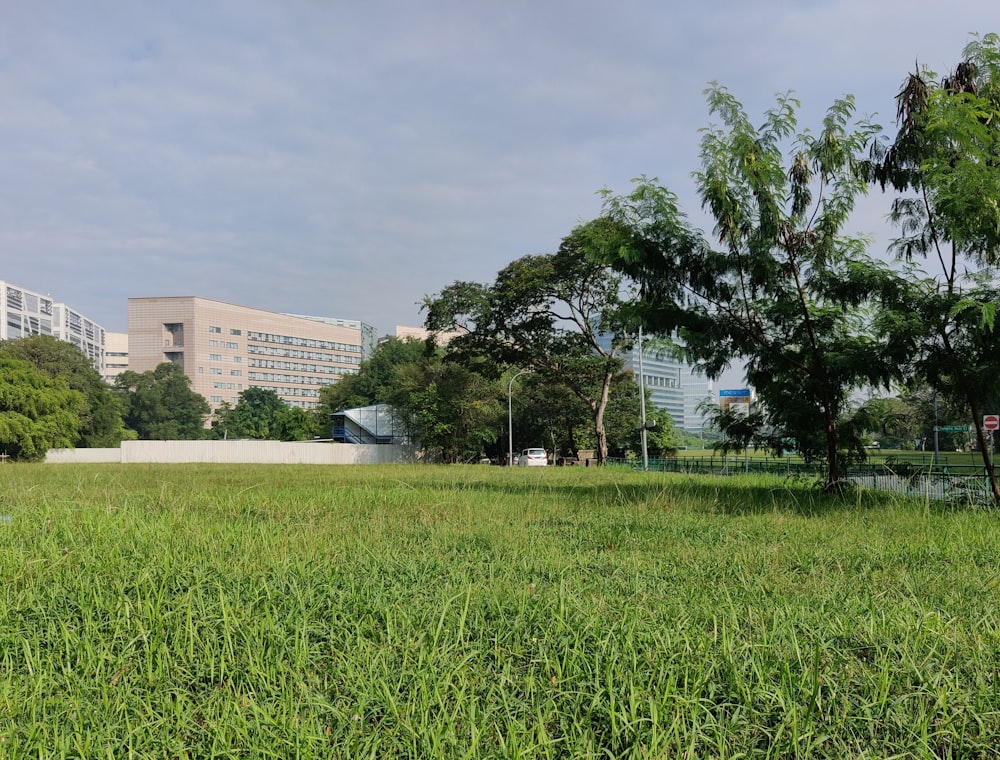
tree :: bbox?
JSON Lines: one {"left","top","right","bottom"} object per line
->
{"left": 622, "top": 404, "right": 677, "bottom": 459}
{"left": 424, "top": 221, "right": 635, "bottom": 464}
{"left": 272, "top": 405, "right": 316, "bottom": 442}
{"left": 314, "top": 337, "right": 428, "bottom": 430}
{"left": 600, "top": 85, "right": 890, "bottom": 491}
{"left": 388, "top": 352, "right": 503, "bottom": 462}
{"left": 0, "top": 335, "right": 128, "bottom": 447}
{"left": 213, "top": 387, "right": 287, "bottom": 440}
{"left": 115, "top": 362, "right": 210, "bottom": 440}
{"left": 0, "top": 356, "right": 84, "bottom": 460}
{"left": 866, "top": 33, "right": 1000, "bottom": 500}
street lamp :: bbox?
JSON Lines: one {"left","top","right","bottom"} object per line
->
{"left": 508, "top": 369, "right": 529, "bottom": 466}
{"left": 637, "top": 328, "right": 649, "bottom": 471}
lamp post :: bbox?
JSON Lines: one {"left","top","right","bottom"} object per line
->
{"left": 508, "top": 369, "right": 529, "bottom": 466}
{"left": 637, "top": 328, "right": 649, "bottom": 471}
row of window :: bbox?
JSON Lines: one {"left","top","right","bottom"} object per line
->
{"left": 247, "top": 371, "right": 337, "bottom": 387}
{"left": 7, "top": 314, "right": 53, "bottom": 336}
{"left": 246, "top": 344, "right": 361, "bottom": 365}
{"left": 249, "top": 385, "right": 321, "bottom": 398}
{"left": 643, "top": 374, "right": 680, "bottom": 389}
{"left": 201, "top": 367, "right": 242, "bottom": 375}
{"left": 6, "top": 288, "right": 53, "bottom": 315}
{"left": 208, "top": 340, "right": 240, "bottom": 349}
{"left": 247, "top": 358, "right": 355, "bottom": 376}
{"left": 212, "top": 382, "right": 243, "bottom": 390}
{"left": 208, "top": 326, "right": 242, "bottom": 336}
{"left": 247, "top": 331, "right": 360, "bottom": 353}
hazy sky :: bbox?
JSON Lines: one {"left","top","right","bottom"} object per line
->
{"left": 1, "top": 2, "right": 994, "bottom": 338}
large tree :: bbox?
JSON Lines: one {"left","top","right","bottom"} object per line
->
{"left": 213, "top": 387, "right": 290, "bottom": 440}
{"left": 315, "top": 336, "right": 428, "bottom": 416}
{"left": 600, "top": 86, "right": 891, "bottom": 491}
{"left": 115, "top": 362, "right": 210, "bottom": 440}
{"left": 424, "top": 222, "right": 634, "bottom": 464}
{"left": 0, "top": 356, "right": 84, "bottom": 460}
{"left": 388, "top": 352, "right": 503, "bottom": 462}
{"left": 866, "top": 33, "right": 1000, "bottom": 500}
{"left": 0, "top": 335, "right": 128, "bottom": 447}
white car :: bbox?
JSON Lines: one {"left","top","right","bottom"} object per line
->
{"left": 518, "top": 448, "right": 548, "bottom": 466}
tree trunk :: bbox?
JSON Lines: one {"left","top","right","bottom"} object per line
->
{"left": 824, "top": 412, "right": 841, "bottom": 494}
{"left": 593, "top": 367, "right": 615, "bottom": 465}
{"left": 966, "top": 394, "right": 1000, "bottom": 503}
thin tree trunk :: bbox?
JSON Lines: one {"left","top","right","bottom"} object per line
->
{"left": 593, "top": 367, "right": 614, "bottom": 465}
{"left": 966, "top": 394, "right": 1000, "bottom": 503}
{"left": 824, "top": 409, "right": 841, "bottom": 494}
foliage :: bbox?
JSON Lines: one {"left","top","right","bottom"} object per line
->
{"left": 625, "top": 403, "right": 678, "bottom": 458}
{"left": 114, "top": 362, "right": 211, "bottom": 440}
{"left": 212, "top": 387, "right": 314, "bottom": 441}
{"left": 315, "top": 337, "right": 428, "bottom": 415}
{"left": 388, "top": 353, "right": 503, "bottom": 462}
{"left": 600, "top": 86, "right": 891, "bottom": 491}
{"left": 0, "top": 356, "right": 84, "bottom": 459}
{"left": 0, "top": 335, "right": 128, "bottom": 447}
{"left": 424, "top": 222, "right": 636, "bottom": 463}
{"left": 866, "top": 33, "right": 1000, "bottom": 500}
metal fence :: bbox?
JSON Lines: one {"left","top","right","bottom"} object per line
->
{"left": 606, "top": 456, "right": 993, "bottom": 505}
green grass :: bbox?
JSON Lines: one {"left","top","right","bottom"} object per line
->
{"left": 1, "top": 464, "right": 999, "bottom": 757}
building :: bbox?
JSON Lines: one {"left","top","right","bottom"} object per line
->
{"left": 1, "top": 279, "right": 106, "bottom": 374}
{"left": 103, "top": 332, "right": 129, "bottom": 384}
{"left": 394, "top": 324, "right": 466, "bottom": 345}
{"left": 127, "top": 296, "right": 377, "bottom": 411}
{"left": 595, "top": 331, "right": 714, "bottom": 431}
{"left": 683, "top": 367, "right": 714, "bottom": 433}
{"left": 624, "top": 341, "right": 687, "bottom": 426}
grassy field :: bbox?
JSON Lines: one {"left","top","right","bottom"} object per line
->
{"left": 1, "top": 464, "right": 998, "bottom": 758}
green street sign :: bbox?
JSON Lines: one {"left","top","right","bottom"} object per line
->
{"left": 936, "top": 425, "right": 969, "bottom": 432}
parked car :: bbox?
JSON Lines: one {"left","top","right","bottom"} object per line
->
{"left": 517, "top": 448, "right": 548, "bottom": 467}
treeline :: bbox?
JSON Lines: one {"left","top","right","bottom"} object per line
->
{"left": 0, "top": 332, "right": 665, "bottom": 463}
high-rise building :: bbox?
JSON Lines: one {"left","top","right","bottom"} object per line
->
{"left": 0, "top": 279, "right": 106, "bottom": 374}
{"left": 127, "top": 296, "right": 377, "bottom": 411}
{"left": 594, "top": 331, "right": 717, "bottom": 431}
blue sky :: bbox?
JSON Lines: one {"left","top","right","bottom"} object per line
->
{"left": 1, "top": 1, "right": 994, "bottom": 340}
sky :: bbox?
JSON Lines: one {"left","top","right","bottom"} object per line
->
{"left": 1, "top": 1, "right": 995, "bottom": 346}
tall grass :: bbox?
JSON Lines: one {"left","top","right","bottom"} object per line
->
{"left": 0, "top": 464, "right": 998, "bottom": 757}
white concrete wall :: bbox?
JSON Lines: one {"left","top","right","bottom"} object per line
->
{"left": 45, "top": 448, "right": 122, "bottom": 463}
{"left": 46, "top": 441, "right": 416, "bottom": 465}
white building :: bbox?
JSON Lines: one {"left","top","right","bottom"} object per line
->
{"left": 1, "top": 279, "right": 106, "bottom": 374}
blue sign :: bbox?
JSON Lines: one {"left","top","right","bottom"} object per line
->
{"left": 719, "top": 388, "right": 752, "bottom": 397}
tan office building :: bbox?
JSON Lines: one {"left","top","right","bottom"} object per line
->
{"left": 128, "top": 296, "right": 376, "bottom": 410}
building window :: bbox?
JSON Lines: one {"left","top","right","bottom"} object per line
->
{"left": 233, "top": 356, "right": 241, "bottom": 364}
{"left": 226, "top": 342, "right": 238, "bottom": 349}
{"left": 209, "top": 339, "right": 218, "bottom": 347}
{"left": 209, "top": 326, "right": 221, "bottom": 333}
{"left": 198, "top": 367, "right": 204, "bottom": 373}
{"left": 231, "top": 370, "right": 242, "bottom": 376}
{"left": 209, "top": 354, "right": 221, "bottom": 361}
{"left": 211, "top": 396, "right": 222, "bottom": 403}
{"left": 211, "top": 368, "right": 222, "bottom": 375}
{"left": 230, "top": 329, "right": 241, "bottom": 336}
